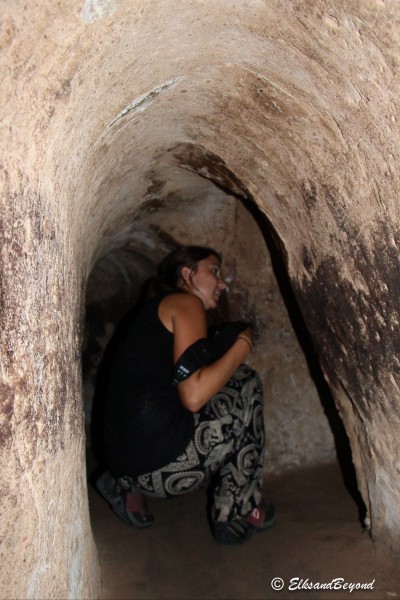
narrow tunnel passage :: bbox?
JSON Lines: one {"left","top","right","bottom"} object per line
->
{"left": 3, "top": 2, "right": 400, "bottom": 597}
{"left": 81, "top": 169, "right": 381, "bottom": 597}
{"left": 83, "top": 170, "right": 339, "bottom": 477}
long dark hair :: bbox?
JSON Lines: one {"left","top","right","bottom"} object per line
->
{"left": 146, "top": 245, "right": 222, "bottom": 297}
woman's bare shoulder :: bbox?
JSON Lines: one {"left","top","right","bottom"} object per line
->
{"left": 159, "top": 293, "right": 204, "bottom": 332}
{"left": 161, "top": 292, "right": 203, "bottom": 313}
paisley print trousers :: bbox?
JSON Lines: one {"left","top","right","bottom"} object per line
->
{"left": 118, "top": 365, "right": 265, "bottom": 523}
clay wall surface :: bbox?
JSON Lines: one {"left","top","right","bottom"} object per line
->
{"left": 1, "top": 0, "right": 400, "bottom": 597}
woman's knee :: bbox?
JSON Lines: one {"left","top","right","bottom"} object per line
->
{"left": 231, "top": 364, "right": 262, "bottom": 390}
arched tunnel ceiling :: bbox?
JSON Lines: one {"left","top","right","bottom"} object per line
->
{"left": 10, "top": 0, "right": 395, "bottom": 272}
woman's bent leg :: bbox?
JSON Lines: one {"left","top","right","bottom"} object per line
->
{"left": 119, "top": 439, "right": 208, "bottom": 498}
{"left": 121, "top": 365, "right": 264, "bottom": 511}
{"left": 195, "top": 364, "right": 265, "bottom": 523}
{"left": 114, "top": 364, "right": 268, "bottom": 540}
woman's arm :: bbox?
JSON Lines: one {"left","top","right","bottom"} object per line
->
{"left": 159, "top": 293, "right": 253, "bottom": 412}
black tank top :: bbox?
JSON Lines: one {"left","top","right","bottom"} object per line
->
{"left": 103, "top": 294, "right": 195, "bottom": 477}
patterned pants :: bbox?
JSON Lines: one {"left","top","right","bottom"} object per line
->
{"left": 119, "top": 365, "right": 265, "bottom": 523}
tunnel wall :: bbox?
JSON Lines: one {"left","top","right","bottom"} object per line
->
{"left": 1, "top": 0, "right": 400, "bottom": 597}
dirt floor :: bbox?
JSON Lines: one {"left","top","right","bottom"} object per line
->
{"left": 88, "top": 462, "right": 399, "bottom": 600}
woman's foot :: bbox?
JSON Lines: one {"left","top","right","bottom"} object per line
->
{"left": 212, "top": 501, "right": 276, "bottom": 545}
{"left": 96, "top": 470, "right": 154, "bottom": 528}
{"left": 125, "top": 491, "right": 154, "bottom": 528}
{"left": 246, "top": 500, "right": 277, "bottom": 532}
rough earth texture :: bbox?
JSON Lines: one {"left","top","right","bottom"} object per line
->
{"left": 1, "top": 0, "right": 400, "bottom": 598}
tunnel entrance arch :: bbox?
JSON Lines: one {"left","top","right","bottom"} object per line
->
{"left": 83, "top": 143, "right": 363, "bottom": 519}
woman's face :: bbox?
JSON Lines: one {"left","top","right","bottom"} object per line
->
{"left": 181, "top": 254, "right": 227, "bottom": 310}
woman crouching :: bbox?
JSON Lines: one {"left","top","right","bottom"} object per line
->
{"left": 97, "top": 245, "right": 276, "bottom": 545}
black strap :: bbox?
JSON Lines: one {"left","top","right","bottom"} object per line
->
{"left": 172, "top": 321, "right": 250, "bottom": 385}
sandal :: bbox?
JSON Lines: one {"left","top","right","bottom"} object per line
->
{"left": 212, "top": 501, "right": 276, "bottom": 545}
{"left": 95, "top": 470, "right": 154, "bottom": 528}
{"left": 211, "top": 519, "right": 252, "bottom": 545}
{"left": 246, "top": 500, "right": 276, "bottom": 532}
